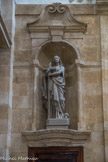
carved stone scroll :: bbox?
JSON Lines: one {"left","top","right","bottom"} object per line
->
{"left": 27, "top": 3, "right": 87, "bottom": 41}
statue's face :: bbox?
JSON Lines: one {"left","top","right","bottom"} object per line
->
{"left": 54, "top": 56, "right": 60, "bottom": 63}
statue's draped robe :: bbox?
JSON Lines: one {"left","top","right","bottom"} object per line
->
{"left": 43, "top": 65, "right": 65, "bottom": 118}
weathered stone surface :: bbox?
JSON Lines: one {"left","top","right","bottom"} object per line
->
{"left": 1, "top": 2, "right": 108, "bottom": 162}
{"left": 100, "top": 15, "right": 108, "bottom": 162}
{"left": 15, "top": 4, "right": 96, "bottom": 15}
{"left": 22, "top": 129, "right": 91, "bottom": 147}
{"left": 12, "top": 108, "right": 32, "bottom": 133}
{"left": 46, "top": 119, "right": 70, "bottom": 129}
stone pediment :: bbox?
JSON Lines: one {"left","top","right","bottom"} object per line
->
{"left": 27, "top": 3, "right": 87, "bottom": 40}
{"left": 22, "top": 129, "right": 91, "bottom": 147}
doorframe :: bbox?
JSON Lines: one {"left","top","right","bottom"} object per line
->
{"left": 28, "top": 147, "right": 83, "bottom": 162}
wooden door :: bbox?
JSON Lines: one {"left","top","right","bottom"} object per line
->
{"left": 28, "top": 147, "right": 83, "bottom": 162}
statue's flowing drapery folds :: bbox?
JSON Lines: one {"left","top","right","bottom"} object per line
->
{"left": 43, "top": 56, "right": 66, "bottom": 119}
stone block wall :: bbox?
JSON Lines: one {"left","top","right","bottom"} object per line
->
{"left": 1, "top": 1, "right": 108, "bottom": 162}
{"left": 0, "top": 0, "right": 15, "bottom": 161}
{"left": 10, "top": 4, "right": 104, "bottom": 162}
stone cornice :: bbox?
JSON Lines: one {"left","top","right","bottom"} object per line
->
{"left": 22, "top": 129, "right": 91, "bottom": 147}
{"left": 96, "top": 4, "right": 108, "bottom": 15}
{"left": 13, "top": 60, "right": 101, "bottom": 69}
{"left": 96, "top": 0, "right": 108, "bottom": 4}
{"left": 16, "top": 4, "right": 108, "bottom": 16}
{"left": 15, "top": 4, "right": 96, "bottom": 15}
{"left": 75, "top": 59, "right": 101, "bottom": 68}
{"left": 0, "top": 14, "right": 12, "bottom": 48}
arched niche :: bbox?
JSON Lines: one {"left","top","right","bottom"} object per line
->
{"left": 35, "top": 41, "right": 80, "bottom": 68}
{"left": 32, "top": 40, "right": 80, "bottom": 130}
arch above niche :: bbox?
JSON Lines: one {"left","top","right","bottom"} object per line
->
{"left": 32, "top": 40, "right": 81, "bottom": 69}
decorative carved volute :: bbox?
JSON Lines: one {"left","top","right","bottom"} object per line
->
{"left": 27, "top": 3, "right": 87, "bottom": 41}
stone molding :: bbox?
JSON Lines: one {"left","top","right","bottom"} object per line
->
{"left": 0, "top": 15, "right": 12, "bottom": 48}
{"left": 22, "top": 129, "right": 91, "bottom": 147}
{"left": 96, "top": 3, "right": 108, "bottom": 15}
{"left": 96, "top": 0, "right": 108, "bottom": 4}
{"left": 15, "top": 4, "right": 96, "bottom": 15}
{"left": 75, "top": 59, "right": 101, "bottom": 68}
{"left": 27, "top": 3, "right": 87, "bottom": 40}
{"left": 16, "top": 4, "right": 108, "bottom": 16}
{"left": 13, "top": 59, "right": 101, "bottom": 69}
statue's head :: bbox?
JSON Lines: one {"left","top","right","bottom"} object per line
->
{"left": 53, "top": 56, "right": 62, "bottom": 65}
{"left": 54, "top": 56, "right": 60, "bottom": 63}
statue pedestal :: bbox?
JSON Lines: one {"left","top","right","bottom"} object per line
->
{"left": 46, "top": 118, "right": 70, "bottom": 129}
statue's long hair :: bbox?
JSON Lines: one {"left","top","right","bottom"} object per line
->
{"left": 52, "top": 56, "right": 63, "bottom": 66}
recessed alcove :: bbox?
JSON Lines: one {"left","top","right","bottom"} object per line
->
{"left": 32, "top": 40, "right": 80, "bottom": 130}
{"left": 20, "top": 3, "right": 93, "bottom": 161}
{"left": 37, "top": 41, "right": 78, "bottom": 67}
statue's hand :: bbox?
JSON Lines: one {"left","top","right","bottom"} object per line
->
{"left": 46, "top": 67, "right": 51, "bottom": 73}
{"left": 33, "top": 59, "right": 39, "bottom": 67}
{"left": 33, "top": 59, "right": 46, "bottom": 71}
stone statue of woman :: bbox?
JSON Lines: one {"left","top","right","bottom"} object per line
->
{"left": 43, "top": 56, "right": 65, "bottom": 119}
{"left": 37, "top": 56, "right": 69, "bottom": 120}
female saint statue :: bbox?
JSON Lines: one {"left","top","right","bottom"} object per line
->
{"left": 43, "top": 56, "right": 65, "bottom": 119}
{"left": 37, "top": 56, "right": 68, "bottom": 119}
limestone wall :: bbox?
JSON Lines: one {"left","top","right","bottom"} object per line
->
{"left": 100, "top": 16, "right": 108, "bottom": 162}
{"left": 9, "top": 4, "right": 105, "bottom": 162}
{"left": 0, "top": 0, "right": 15, "bottom": 161}
{"left": 0, "top": 1, "right": 108, "bottom": 162}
